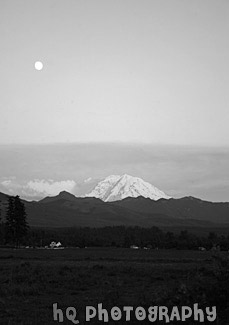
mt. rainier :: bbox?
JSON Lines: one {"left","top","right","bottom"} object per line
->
{"left": 85, "top": 174, "right": 170, "bottom": 202}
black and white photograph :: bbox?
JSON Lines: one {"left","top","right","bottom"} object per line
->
{"left": 0, "top": 0, "right": 229, "bottom": 324}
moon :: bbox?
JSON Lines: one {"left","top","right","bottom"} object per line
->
{"left": 35, "top": 61, "right": 43, "bottom": 71}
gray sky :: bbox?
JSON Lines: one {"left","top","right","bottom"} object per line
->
{"left": 0, "top": 1, "right": 229, "bottom": 202}
{"left": 1, "top": 0, "right": 229, "bottom": 145}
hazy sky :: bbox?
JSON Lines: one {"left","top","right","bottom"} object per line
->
{"left": 0, "top": 144, "right": 229, "bottom": 202}
{"left": 1, "top": 0, "right": 229, "bottom": 145}
{"left": 0, "top": 1, "right": 229, "bottom": 202}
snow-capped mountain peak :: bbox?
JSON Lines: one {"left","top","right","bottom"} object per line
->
{"left": 85, "top": 174, "right": 170, "bottom": 202}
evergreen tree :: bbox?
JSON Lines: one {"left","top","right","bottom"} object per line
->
{"left": 5, "top": 195, "right": 29, "bottom": 246}
{"left": 5, "top": 196, "right": 15, "bottom": 243}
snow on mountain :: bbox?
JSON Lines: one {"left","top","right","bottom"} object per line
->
{"left": 85, "top": 174, "right": 170, "bottom": 202}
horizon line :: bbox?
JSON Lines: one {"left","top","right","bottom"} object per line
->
{"left": 0, "top": 141, "right": 229, "bottom": 150}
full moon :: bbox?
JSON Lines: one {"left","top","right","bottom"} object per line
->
{"left": 35, "top": 61, "right": 43, "bottom": 71}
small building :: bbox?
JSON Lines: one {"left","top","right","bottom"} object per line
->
{"left": 198, "top": 246, "right": 206, "bottom": 251}
{"left": 50, "top": 241, "right": 62, "bottom": 249}
{"left": 130, "top": 245, "right": 139, "bottom": 249}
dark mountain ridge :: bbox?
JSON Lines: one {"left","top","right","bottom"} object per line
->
{"left": 0, "top": 191, "right": 228, "bottom": 228}
{"left": 112, "top": 196, "right": 229, "bottom": 223}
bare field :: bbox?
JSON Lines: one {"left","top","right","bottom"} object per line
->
{"left": 0, "top": 248, "right": 227, "bottom": 324}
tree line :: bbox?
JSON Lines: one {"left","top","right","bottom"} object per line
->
{"left": 5, "top": 224, "right": 228, "bottom": 251}
{"left": 26, "top": 226, "right": 229, "bottom": 250}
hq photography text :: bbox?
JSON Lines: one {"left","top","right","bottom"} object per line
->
{"left": 53, "top": 303, "right": 217, "bottom": 323}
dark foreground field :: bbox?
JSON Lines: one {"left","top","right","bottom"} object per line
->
{"left": 0, "top": 248, "right": 228, "bottom": 324}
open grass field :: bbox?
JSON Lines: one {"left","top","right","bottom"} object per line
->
{"left": 0, "top": 248, "right": 228, "bottom": 324}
